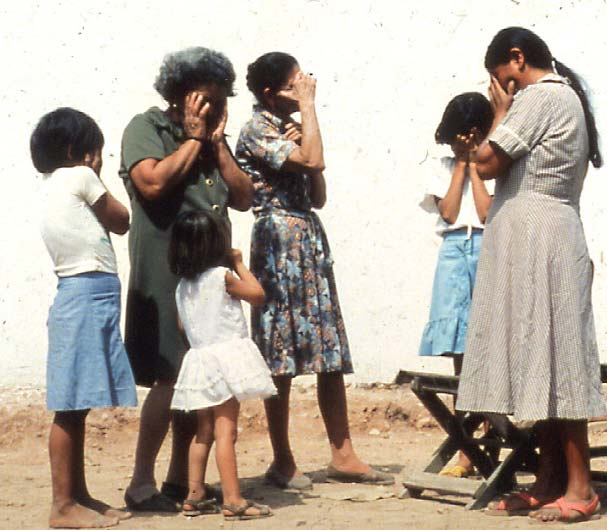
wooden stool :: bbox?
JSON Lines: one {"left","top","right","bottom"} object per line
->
{"left": 396, "top": 368, "right": 607, "bottom": 509}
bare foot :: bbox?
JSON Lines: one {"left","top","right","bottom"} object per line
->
{"left": 49, "top": 501, "right": 119, "bottom": 528}
{"left": 328, "top": 458, "right": 372, "bottom": 475}
{"left": 78, "top": 496, "right": 132, "bottom": 521}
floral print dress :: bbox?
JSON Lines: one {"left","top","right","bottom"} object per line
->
{"left": 236, "top": 105, "right": 352, "bottom": 376}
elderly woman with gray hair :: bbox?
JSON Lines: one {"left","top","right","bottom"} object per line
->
{"left": 120, "top": 46, "right": 253, "bottom": 511}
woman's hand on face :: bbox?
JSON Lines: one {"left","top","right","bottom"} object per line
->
{"left": 489, "top": 76, "right": 515, "bottom": 120}
{"left": 209, "top": 100, "right": 228, "bottom": 146}
{"left": 284, "top": 71, "right": 316, "bottom": 106}
{"left": 284, "top": 121, "right": 302, "bottom": 145}
{"left": 183, "top": 91, "right": 210, "bottom": 140}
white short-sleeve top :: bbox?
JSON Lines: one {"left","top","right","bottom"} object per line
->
{"left": 419, "top": 156, "right": 494, "bottom": 236}
{"left": 39, "top": 166, "right": 118, "bottom": 276}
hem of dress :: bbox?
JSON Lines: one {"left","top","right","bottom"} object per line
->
{"left": 419, "top": 316, "right": 468, "bottom": 356}
{"left": 270, "top": 367, "right": 355, "bottom": 378}
{"left": 171, "top": 388, "right": 276, "bottom": 413}
{"left": 47, "top": 389, "right": 138, "bottom": 412}
{"left": 455, "top": 404, "right": 607, "bottom": 422}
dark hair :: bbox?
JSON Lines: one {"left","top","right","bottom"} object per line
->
{"left": 485, "top": 27, "right": 601, "bottom": 168}
{"left": 435, "top": 92, "right": 494, "bottom": 145}
{"left": 30, "top": 107, "right": 104, "bottom": 173}
{"left": 246, "top": 52, "right": 298, "bottom": 102}
{"left": 154, "top": 47, "right": 236, "bottom": 105}
{"left": 169, "top": 210, "right": 230, "bottom": 280}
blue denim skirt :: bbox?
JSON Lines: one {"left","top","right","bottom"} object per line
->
{"left": 46, "top": 272, "right": 138, "bottom": 411}
{"left": 419, "top": 230, "right": 483, "bottom": 356}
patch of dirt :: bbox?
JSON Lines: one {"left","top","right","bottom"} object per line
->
{"left": 1, "top": 384, "right": 605, "bottom": 530}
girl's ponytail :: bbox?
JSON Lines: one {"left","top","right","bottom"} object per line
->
{"left": 553, "top": 59, "right": 602, "bottom": 168}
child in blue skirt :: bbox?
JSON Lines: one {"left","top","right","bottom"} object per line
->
{"left": 31, "top": 108, "right": 137, "bottom": 529}
{"left": 418, "top": 93, "right": 494, "bottom": 477}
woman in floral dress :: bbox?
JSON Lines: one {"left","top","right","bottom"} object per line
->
{"left": 236, "top": 52, "right": 393, "bottom": 490}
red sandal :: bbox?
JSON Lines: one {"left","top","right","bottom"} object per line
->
{"left": 530, "top": 494, "right": 600, "bottom": 523}
{"left": 485, "top": 491, "right": 543, "bottom": 516}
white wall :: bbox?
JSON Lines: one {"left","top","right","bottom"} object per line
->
{"left": 2, "top": 0, "right": 607, "bottom": 387}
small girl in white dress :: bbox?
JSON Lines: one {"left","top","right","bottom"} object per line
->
{"left": 169, "top": 210, "right": 276, "bottom": 520}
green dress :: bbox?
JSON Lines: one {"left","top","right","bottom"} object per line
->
{"left": 119, "top": 107, "right": 230, "bottom": 387}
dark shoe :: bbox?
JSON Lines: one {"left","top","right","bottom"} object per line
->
{"left": 124, "top": 491, "right": 180, "bottom": 512}
{"left": 326, "top": 464, "right": 395, "bottom": 485}
{"left": 264, "top": 464, "right": 313, "bottom": 491}
{"left": 161, "top": 481, "right": 223, "bottom": 505}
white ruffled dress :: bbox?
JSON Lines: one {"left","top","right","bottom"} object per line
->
{"left": 171, "top": 267, "right": 276, "bottom": 412}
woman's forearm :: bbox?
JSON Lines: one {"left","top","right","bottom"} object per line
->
{"left": 469, "top": 162, "right": 493, "bottom": 223}
{"left": 298, "top": 101, "right": 325, "bottom": 171}
{"left": 130, "top": 139, "right": 202, "bottom": 200}
{"left": 437, "top": 160, "right": 466, "bottom": 224}
{"left": 214, "top": 140, "right": 254, "bottom": 211}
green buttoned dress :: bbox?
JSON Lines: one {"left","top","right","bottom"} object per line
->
{"left": 119, "top": 107, "right": 230, "bottom": 387}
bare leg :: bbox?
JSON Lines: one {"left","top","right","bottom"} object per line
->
{"left": 165, "top": 410, "right": 197, "bottom": 487}
{"left": 216, "top": 398, "right": 270, "bottom": 517}
{"left": 561, "top": 420, "right": 593, "bottom": 500}
{"left": 72, "top": 430, "right": 131, "bottom": 520}
{"left": 71, "top": 412, "right": 131, "bottom": 520}
{"left": 126, "top": 381, "right": 173, "bottom": 497}
{"left": 317, "top": 372, "right": 370, "bottom": 474}
{"left": 531, "top": 420, "right": 568, "bottom": 498}
{"left": 499, "top": 420, "right": 566, "bottom": 513}
{"left": 182, "top": 409, "right": 214, "bottom": 508}
{"left": 49, "top": 410, "right": 118, "bottom": 528}
{"left": 264, "top": 376, "right": 304, "bottom": 478}
{"left": 531, "top": 420, "right": 596, "bottom": 522}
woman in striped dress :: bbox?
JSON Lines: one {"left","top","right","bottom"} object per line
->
{"left": 456, "top": 27, "right": 605, "bottom": 523}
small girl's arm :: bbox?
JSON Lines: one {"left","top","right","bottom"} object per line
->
{"left": 225, "top": 249, "right": 265, "bottom": 306}
{"left": 437, "top": 157, "right": 466, "bottom": 224}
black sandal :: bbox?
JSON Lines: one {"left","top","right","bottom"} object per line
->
{"left": 222, "top": 500, "right": 273, "bottom": 520}
{"left": 182, "top": 498, "right": 220, "bottom": 517}
{"left": 161, "top": 481, "right": 223, "bottom": 505}
{"left": 124, "top": 491, "right": 180, "bottom": 512}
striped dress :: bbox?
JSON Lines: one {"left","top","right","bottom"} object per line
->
{"left": 456, "top": 73, "right": 606, "bottom": 421}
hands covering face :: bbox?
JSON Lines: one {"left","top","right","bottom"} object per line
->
{"left": 182, "top": 91, "right": 227, "bottom": 145}
{"left": 453, "top": 127, "right": 481, "bottom": 163}
{"left": 488, "top": 75, "right": 515, "bottom": 119}
{"left": 277, "top": 71, "right": 316, "bottom": 106}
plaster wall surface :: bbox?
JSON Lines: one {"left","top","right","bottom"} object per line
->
{"left": 2, "top": 0, "right": 607, "bottom": 388}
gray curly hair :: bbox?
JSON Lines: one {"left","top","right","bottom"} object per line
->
{"left": 154, "top": 46, "right": 236, "bottom": 105}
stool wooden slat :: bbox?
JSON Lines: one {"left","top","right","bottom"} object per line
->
{"left": 397, "top": 367, "right": 607, "bottom": 510}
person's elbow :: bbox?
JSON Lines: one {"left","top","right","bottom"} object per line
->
{"left": 476, "top": 160, "right": 498, "bottom": 180}
{"left": 229, "top": 179, "right": 254, "bottom": 211}
{"left": 304, "top": 159, "right": 326, "bottom": 172}
{"left": 475, "top": 143, "right": 510, "bottom": 180}
{"left": 249, "top": 286, "right": 266, "bottom": 307}
{"left": 311, "top": 195, "right": 326, "bottom": 209}
{"left": 135, "top": 181, "right": 168, "bottom": 201}
{"left": 113, "top": 211, "right": 130, "bottom": 234}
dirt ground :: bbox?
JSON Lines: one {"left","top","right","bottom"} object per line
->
{"left": 1, "top": 383, "right": 606, "bottom": 530}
